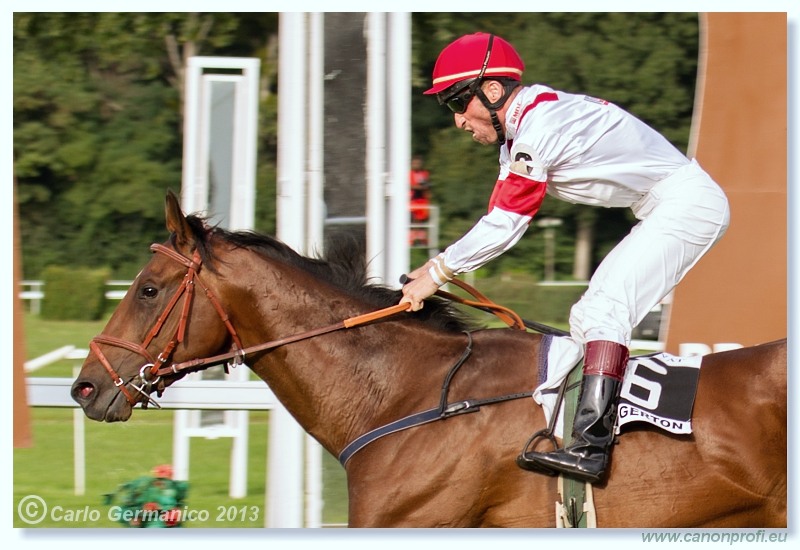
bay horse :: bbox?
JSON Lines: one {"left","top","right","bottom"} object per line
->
{"left": 72, "top": 192, "right": 786, "bottom": 527}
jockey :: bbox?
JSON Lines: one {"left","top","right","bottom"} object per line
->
{"left": 399, "top": 32, "right": 730, "bottom": 483}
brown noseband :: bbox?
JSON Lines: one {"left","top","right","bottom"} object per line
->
{"left": 89, "top": 243, "right": 244, "bottom": 407}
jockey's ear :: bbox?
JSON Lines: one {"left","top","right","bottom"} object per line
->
{"left": 164, "top": 190, "right": 195, "bottom": 251}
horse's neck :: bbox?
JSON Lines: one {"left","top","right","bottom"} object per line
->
{"left": 223, "top": 256, "right": 440, "bottom": 455}
{"left": 247, "top": 312, "right": 440, "bottom": 456}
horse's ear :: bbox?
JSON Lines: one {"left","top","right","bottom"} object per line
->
{"left": 164, "top": 191, "right": 195, "bottom": 249}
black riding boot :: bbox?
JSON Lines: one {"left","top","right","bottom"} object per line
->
{"left": 517, "top": 340, "right": 629, "bottom": 483}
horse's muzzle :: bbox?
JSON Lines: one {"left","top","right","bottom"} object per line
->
{"left": 71, "top": 378, "right": 133, "bottom": 422}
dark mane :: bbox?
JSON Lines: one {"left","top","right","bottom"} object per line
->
{"left": 180, "top": 215, "right": 479, "bottom": 333}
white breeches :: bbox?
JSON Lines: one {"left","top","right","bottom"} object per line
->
{"left": 569, "top": 160, "right": 730, "bottom": 346}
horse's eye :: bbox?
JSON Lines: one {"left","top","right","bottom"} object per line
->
{"left": 141, "top": 286, "right": 159, "bottom": 299}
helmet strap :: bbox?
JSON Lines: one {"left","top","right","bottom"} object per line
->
{"left": 489, "top": 110, "right": 506, "bottom": 145}
{"left": 475, "top": 82, "right": 519, "bottom": 145}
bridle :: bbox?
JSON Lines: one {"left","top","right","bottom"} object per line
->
{"left": 88, "top": 240, "right": 561, "bottom": 410}
{"left": 88, "top": 242, "right": 409, "bottom": 409}
{"left": 89, "top": 243, "right": 245, "bottom": 408}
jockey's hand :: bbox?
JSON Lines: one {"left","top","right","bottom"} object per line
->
{"left": 399, "top": 263, "right": 441, "bottom": 312}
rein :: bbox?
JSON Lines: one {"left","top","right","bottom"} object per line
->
{"left": 90, "top": 241, "right": 560, "bottom": 411}
{"left": 151, "top": 275, "right": 538, "bottom": 377}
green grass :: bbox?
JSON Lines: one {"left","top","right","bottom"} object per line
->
{"left": 17, "top": 314, "right": 349, "bottom": 528}
{"left": 14, "top": 408, "right": 349, "bottom": 528}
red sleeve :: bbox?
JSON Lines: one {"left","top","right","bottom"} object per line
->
{"left": 487, "top": 173, "right": 547, "bottom": 217}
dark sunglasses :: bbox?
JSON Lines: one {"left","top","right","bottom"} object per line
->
{"left": 444, "top": 86, "right": 476, "bottom": 114}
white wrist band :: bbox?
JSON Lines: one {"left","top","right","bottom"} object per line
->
{"left": 429, "top": 255, "right": 454, "bottom": 287}
{"left": 429, "top": 265, "right": 446, "bottom": 286}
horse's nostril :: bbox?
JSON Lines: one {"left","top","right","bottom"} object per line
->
{"left": 74, "top": 382, "right": 95, "bottom": 401}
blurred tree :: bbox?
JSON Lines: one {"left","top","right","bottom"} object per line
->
{"left": 13, "top": 13, "right": 279, "bottom": 278}
{"left": 14, "top": 12, "right": 697, "bottom": 284}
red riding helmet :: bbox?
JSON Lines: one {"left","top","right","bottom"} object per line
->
{"left": 424, "top": 32, "right": 525, "bottom": 96}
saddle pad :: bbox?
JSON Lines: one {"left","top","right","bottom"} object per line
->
{"left": 616, "top": 352, "right": 701, "bottom": 434}
{"left": 535, "top": 336, "right": 702, "bottom": 437}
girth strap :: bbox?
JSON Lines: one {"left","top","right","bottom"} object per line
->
{"left": 338, "top": 331, "right": 535, "bottom": 466}
{"left": 338, "top": 392, "right": 534, "bottom": 467}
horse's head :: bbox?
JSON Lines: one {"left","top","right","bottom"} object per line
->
{"left": 71, "top": 191, "right": 237, "bottom": 421}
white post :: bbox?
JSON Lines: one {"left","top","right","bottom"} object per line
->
{"left": 386, "top": 13, "right": 411, "bottom": 285}
{"left": 182, "top": 58, "right": 205, "bottom": 214}
{"left": 72, "top": 366, "right": 85, "bottom": 496}
{"left": 270, "top": 12, "right": 310, "bottom": 528}
{"left": 277, "top": 13, "right": 308, "bottom": 252}
{"left": 366, "top": 13, "right": 387, "bottom": 282}
{"left": 230, "top": 59, "right": 260, "bottom": 231}
{"left": 266, "top": 405, "right": 305, "bottom": 528}
{"left": 172, "top": 410, "right": 191, "bottom": 481}
{"left": 304, "top": 434, "right": 323, "bottom": 528}
{"left": 306, "top": 12, "right": 325, "bottom": 256}
{"left": 72, "top": 409, "right": 85, "bottom": 495}
{"left": 228, "top": 366, "right": 250, "bottom": 498}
